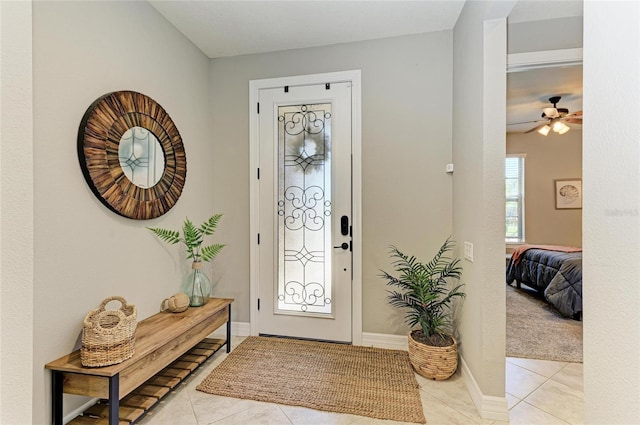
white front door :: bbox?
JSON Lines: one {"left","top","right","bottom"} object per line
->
{"left": 256, "top": 81, "right": 353, "bottom": 342}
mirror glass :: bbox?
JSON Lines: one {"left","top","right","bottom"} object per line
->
{"left": 118, "top": 126, "right": 165, "bottom": 188}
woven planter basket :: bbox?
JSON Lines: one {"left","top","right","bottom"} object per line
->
{"left": 408, "top": 330, "right": 458, "bottom": 381}
{"left": 81, "top": 296, "right": 137, "bottom": 367}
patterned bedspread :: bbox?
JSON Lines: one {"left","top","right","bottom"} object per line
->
{"left": 506, "top": 248, "right": 582, "bottom": 319}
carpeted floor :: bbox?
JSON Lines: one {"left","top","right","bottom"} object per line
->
{"left": 506, "top": 284, "right": 583, "bottom": 362}
{"left": 197, "top": 336, "right": 426, "bottom": 423}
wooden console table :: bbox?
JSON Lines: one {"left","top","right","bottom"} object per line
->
{"left": 46, "top": 298, "right": 233, "bottom": 425}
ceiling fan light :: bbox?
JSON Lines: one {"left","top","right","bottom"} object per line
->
{"left": 538, "top": 125, "right": 551, "bottom": 136}
{"left": 558, "top": 123, "right": 570, "bottom": 135}
{"left": 552, "top": 120, "right": 565, "bottom": 132}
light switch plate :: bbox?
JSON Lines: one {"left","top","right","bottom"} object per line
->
{"left": 464, "top": 241, "right": 473, "bottom": 262}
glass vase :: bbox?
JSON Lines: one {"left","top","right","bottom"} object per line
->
{"left": 184, "top": 261, "right": 212, "bottom": 307}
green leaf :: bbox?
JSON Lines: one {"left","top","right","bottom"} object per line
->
{"left": 200, "top": 214, "right": 223, "bottom": 235}
{"left": 147, "top": 227, "right": 181, "bottom": 244}
{"left": 379, "top": 237, "right": 465, "bottom": 339}
{"left": 201, "top": 244, "right": 225, "bottom": 262}
{"left": 147, "top": 213, "right": 225, "bottom": 263}
{"left": 183, "top": 218, "right": 203, "bottom": 251}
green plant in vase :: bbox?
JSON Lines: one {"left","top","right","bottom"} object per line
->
{"left": 148, "top": 214, "right": 225, "bottom": 307}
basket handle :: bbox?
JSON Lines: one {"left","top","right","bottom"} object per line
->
{"left": 98, "top": 296, "right": 130, "bottom": 313}
{"left": 94, "top": 308, "right": 127, "bottom": 331}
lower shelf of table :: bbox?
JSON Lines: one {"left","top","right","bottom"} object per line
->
{"left": 67, "top": 338, "right": 226, "bottom": 425}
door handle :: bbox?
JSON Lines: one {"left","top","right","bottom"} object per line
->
{"left": 333, "top": 242, "right": 349, "bottom": 250}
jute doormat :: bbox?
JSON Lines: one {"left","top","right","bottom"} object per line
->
{"left": 197, "top": 336, "right": 426, "bottom": 423}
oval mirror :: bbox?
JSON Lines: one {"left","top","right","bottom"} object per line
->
{"left": 118, "top": 126, "right": 166, "bottom": 188}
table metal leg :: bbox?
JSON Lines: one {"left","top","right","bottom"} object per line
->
{"left": 108, "top": 374, "right": 119, "bottom": 425}
{"left": 226, "top": 305, "right": 232, "bottom": 353}
{"left": 52, "top": 371, "right": 63, "bottom": 425}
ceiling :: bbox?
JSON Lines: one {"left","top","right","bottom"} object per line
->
{"left": 507, "top": 65, "right": 583, "bottom": 134}
{"left": 149, "top": 1, "right": 466, "bottom": 59}
{"left": 149, "top": 1, "right": 583, "bottom": 134}
{"left": 508, "top": 0, "right": 583, "bottom": 23}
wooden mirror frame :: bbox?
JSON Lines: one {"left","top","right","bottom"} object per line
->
{"left": 78, "top": 91, "right": 187, "bottom": 219}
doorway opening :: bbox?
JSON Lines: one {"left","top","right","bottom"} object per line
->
{"left": 504, "top": 47, "right": 584, "bottom": 418}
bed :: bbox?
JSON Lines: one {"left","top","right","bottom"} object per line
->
{"left": 506, "top": 245, "right": 583, "bottom": 320}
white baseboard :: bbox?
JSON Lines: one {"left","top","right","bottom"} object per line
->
{"left": 361, "top": 332, "right": 408, "bottom": 350}
{"left": 459, "top": 356, "right": 509, "bottom": 421}
{"left": 212, "top": 321, "right": 251, "bottom": 338}
{"left": 63, "top": 398, "right": 98, "bottom": 424}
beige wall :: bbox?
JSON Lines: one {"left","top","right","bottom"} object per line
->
{"left": 208, "top": 32, "right": 454, "bottom": 335}
{"left": 507, "top": 130, "right": 582, "bottom": 247}
{"left": 32, "top": 2, "right": 211, "bottom": 422}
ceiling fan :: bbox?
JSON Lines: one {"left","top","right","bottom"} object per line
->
{"left": 515, "top": 96, "right": 583, "bottom": 136}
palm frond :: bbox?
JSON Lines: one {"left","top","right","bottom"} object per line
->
{"left": 379, "top": 271, "right": 413, "bottom": 290}
{"left": 380, "top": 237, "right": 465, "bottom": 339}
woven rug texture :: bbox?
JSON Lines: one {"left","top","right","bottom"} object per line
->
{"left": 507, "top": 284, "right": 583, "bottom": 362}
{"left": 197, "top": 336, "right": 426, "bottom": 423}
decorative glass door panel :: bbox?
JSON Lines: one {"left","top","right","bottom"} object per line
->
{"left": 277, "top": 103, "right": 333, "bottom": 315}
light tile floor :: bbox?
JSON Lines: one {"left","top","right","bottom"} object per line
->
{"left": 507, "top": 357, "right": 584, "bottom": 425}
{"left": 138, "top": 337, "right": 584, "bottom": 425}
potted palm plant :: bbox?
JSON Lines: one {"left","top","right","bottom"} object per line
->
{"left": 148, "top": 214, "right": 225, "bottom": 307}
{"left": 380, "top": 237, "right": 465, "bottom": 380}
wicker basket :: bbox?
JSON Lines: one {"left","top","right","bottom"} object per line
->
{"left": 408, "top": 330, "right": 458, "bottom": 381}
{"left": 81, "top": 296, "right": 137, "bottom": 367}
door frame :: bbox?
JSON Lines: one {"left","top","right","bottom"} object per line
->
{"left": 249, "top": 70, "right": 362, "bottom": 344}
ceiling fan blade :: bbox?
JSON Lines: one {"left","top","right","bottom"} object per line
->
{"left": 570, "top": 110, "right": 583, "bottom": 117}
{"left": 507, "top": 119, "right": 546, "bottom": 126}
{"left": 525, "top": 123, "right": 548, "bottom": 134}
{"left": 565, "top": 118, "right": 583, "bottom": 124}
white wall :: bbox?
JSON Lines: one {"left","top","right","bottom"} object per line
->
{"left": 583, "top": 1, "right": 640, "bottom": 423}
{"left": 507, "top": 16, "right": 582, "bottom": 54}
{"left": 452, "top": 0, "right": 514, "bottom": 418}
{"left": 208, "top": 32, "right": 455, "bottom": 335}
{"left": 0, "top": 2, "right": 34, "bottom": 424}
{"left": 32, "top": 2, "right": 211, "bottom": 422}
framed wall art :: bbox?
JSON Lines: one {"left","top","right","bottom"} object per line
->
{"left": 555, "top": 179, "right": 582, "bottom": 209}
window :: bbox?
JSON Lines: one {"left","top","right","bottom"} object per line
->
{"left": 505, "top": 155, "right": 525, "bottom": 243}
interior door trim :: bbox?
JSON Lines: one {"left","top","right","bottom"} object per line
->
{"left": 507, "top": 48, "right": 582, "bottom": 73}
{"left": 249, "top": 70, "right": 362, "bottom": 344}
